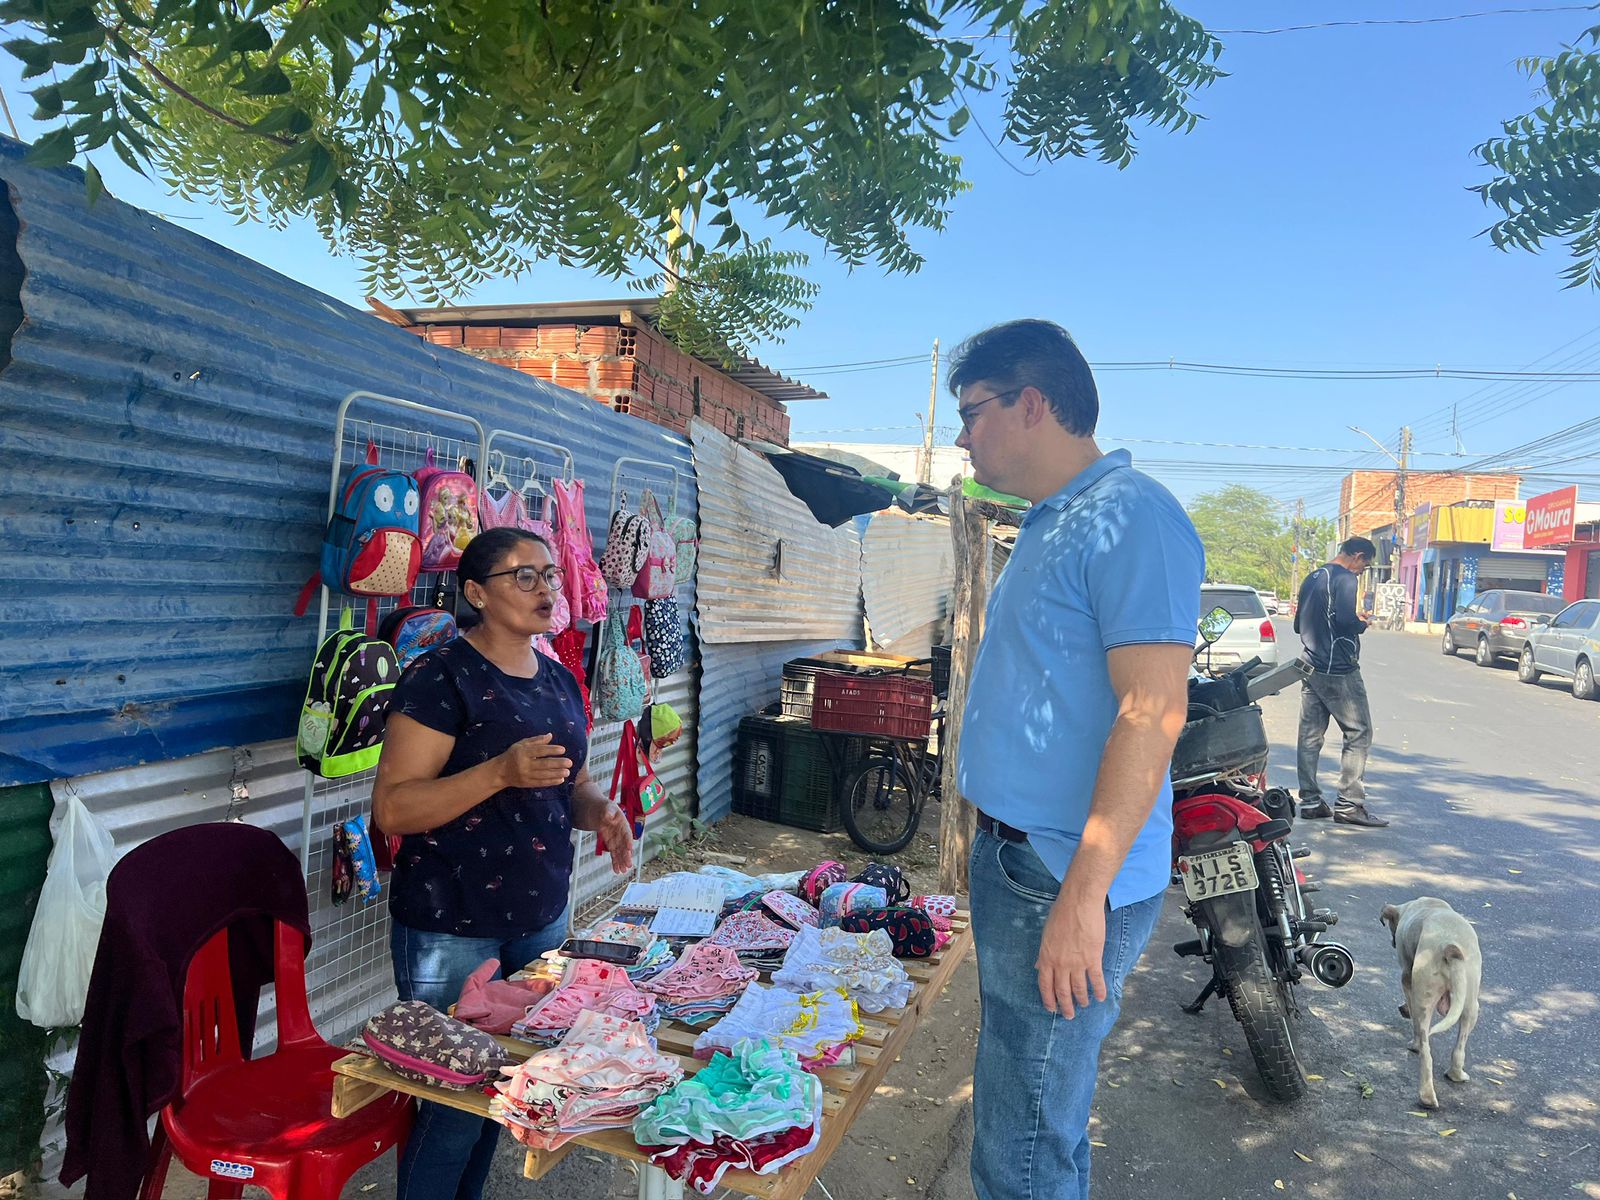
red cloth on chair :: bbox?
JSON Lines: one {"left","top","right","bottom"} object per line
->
{"left": 62, "top": 822, "right": 313, "bottom": 1200}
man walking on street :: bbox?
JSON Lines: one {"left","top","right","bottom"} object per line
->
{"left": 952, "top": 320, "right": 1204, "bottom": 1200}
{"left": 1294, "top": 536, "right": 1388, "bottom": 827}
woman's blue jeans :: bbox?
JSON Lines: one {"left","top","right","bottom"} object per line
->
{"left": 390, "top": 910, "right": 569, "bottom": 1200}
{"left": 969, "top": 830, "right": 1162, "bottom": 1200}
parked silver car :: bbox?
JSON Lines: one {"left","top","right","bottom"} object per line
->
{"left": 1195, "top": 584, "right": 1279, "bottom": 674}
{"left": 1441, "top": 589, "right": 1566, "bottom": 667}
{"left": 1517, "top": 598, "right": 1600, "bottom": 700}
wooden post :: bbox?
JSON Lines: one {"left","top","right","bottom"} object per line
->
{"left": 938, "top": 484, "right": 989, "bottom": 896}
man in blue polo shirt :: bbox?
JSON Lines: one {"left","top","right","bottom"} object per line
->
{"left": 952, "top": 320, "right": 1204, "bottom": 1200}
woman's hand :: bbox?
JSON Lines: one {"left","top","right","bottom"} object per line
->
{"left": 498, "top": 735, "right": 573, "bottom": 789}
{"left": 598, "top": 804, "right": 635, "bottom": 874}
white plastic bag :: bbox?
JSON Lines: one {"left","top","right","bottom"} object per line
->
{"left": 16, "top": 791, "right": 116, "bottom": 1028}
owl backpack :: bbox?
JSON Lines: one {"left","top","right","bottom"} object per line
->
{"left": 297, "top": 608, "right": 400, "bottom": 778}
{"left": 294, "top": 444, "right": 422, "bottom": 627}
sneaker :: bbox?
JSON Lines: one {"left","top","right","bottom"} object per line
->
{"left": 1334, "top": 803, "right": 1389, "bottom": 828}
{"left": 1298, "top": 800, "right": 1332, "bottom": 820}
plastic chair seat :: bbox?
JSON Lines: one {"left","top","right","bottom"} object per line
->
{"left": 165, "top": 1044, "right": 408, "bottom": 1156}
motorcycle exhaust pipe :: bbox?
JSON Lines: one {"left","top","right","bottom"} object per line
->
{"left": 1298, "top": 942, "right": 1355, "bottom": 988}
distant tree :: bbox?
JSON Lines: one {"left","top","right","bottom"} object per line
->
{"left": 1, "top": 0, "right": 1224, "bottom": 357}
{"left": 1187, "top": 484, "right": 1287, "bottom": 593}
{"left": 1475, "top": 23, "right": 1600, "bottom": 287}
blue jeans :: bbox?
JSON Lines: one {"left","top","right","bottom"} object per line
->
{"left": 391, "top": 910, "right": 569, "bottom": 1200}
{"left": 969, "top": 830, "right": 1163, "bottom": 1200}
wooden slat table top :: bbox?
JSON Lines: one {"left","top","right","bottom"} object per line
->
{"left": 330, "top": 912, "right": 973, "bottom": 1200}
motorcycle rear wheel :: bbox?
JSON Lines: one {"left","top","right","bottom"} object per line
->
{"left": 1215, "top": 927, "right": 1308, "bottom": 1103}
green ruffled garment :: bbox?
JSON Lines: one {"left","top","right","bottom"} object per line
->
{"left": 632, "top": 1037, "right": 822, "bottom": 1146}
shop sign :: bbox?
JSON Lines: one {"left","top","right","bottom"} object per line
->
{"left": 1491, "top": 499, "right": 1527, "bottom": 551}
{"left": 1525, "top": 486, "right": 1579, "bottom": 549}
{"left": 1410, "top": 502, "right": 1432, "bottom": 551}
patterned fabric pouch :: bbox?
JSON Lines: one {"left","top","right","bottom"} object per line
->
{"left": 361, "top": 999, "right": 514, "bottom": 1089}
{"left": 818, "top": 882, "right": 887, "bottom": 928}
{"left": 851, "top": 863, "right": 911, "bottom": 904}
{"left": 800, "top": 860, "right": 847, "bottom": 905}
{"left": 911, "top": 894, "right": 957, "bottom": 931}
{"left": 761, "top": 890, "right": 820, "bottom": 930}
{"left": 839, "top": 906, "right": 939, "bottom": 959}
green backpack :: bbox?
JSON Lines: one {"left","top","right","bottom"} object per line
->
{"left": 297, "top": 608, "right": 400, "bottom": 778}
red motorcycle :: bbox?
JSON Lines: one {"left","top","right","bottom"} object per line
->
{"left": 1169, "top": 617, "right": 1355, "bottom": 1102}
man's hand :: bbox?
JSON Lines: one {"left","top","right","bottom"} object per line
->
{"left": 597, "top": 803, "right": 635, "bottom": 874}
{"left": 1036, "top": 891, "right": 1107, "bottom": 1018}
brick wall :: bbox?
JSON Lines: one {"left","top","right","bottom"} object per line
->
{"left": 408, "top": 319, "right": 790, "bottom": 445}
{"left": 1338, "top": 471, "right": 1521, "bottom": 540}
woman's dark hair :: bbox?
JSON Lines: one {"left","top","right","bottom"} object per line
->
{"left": 455, "top": 527, "right": 554, "bottom": 625}
{"left": 947, "top": 319, "right": 1098, "bottom": 436}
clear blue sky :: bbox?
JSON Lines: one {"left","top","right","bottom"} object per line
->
{"left": 5, "top": 2, "right": 1598, "bottom": 520}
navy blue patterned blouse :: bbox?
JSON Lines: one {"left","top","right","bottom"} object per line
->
{"left": 387, "top": 638, "right": 588, "bottom": 938}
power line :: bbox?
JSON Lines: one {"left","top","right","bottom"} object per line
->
{"left": 1211, "top": 4, "right": 1598, "bottom": 35}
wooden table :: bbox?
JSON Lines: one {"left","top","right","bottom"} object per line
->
{"left": 332, "top": 911, "right": 972, "bottom": 1200}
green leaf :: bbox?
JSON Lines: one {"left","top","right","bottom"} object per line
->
{"left": 84, "top": 159, "right": 103, "bottom": 205}
{"left": 359, "top": 74, "right": 385, "bottom": 123}
{"left": 230, "top": 22, "right": 272, "bottom": 55}
{"left": 239, "top": 64, "right": 292, "bottom": 96}
{"left": 27, "top": 125, "right": 77, "bottom": 167}
{"left": 303, "top": 142, "right": 337, "bottom": 199}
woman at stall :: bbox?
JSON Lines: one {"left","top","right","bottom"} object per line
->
{"left": 374, "top": 526, "right": 634, "bottom": 1199}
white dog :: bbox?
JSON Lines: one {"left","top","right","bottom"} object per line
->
{"left": 1379, "top": 897, "right": 1482, "bottom": 1109}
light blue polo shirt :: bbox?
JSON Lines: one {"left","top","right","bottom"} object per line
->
{"left": 957, "top": 450, "right": 1205, "bottom": 909}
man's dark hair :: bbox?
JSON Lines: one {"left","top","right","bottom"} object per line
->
{"left": 947, "top": 319, "right": 1099, "bottom": 436}
{"left": 1340, "top": 536, "right": 1377, "bottom": 560}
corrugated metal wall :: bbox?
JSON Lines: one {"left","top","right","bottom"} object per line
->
{"left": 0, "top": 784, "right": 52, "bottom": 1178}
{"left": 862, "top": 511, "right": 953, "bottom": 650}
{"left": 689, "top": 418, "right": 861, "bottom": 644}
{"left": 0, "top": 138, "right": 697, "bottom": 787}
{"left": 688, "top": 419, "right": 865, "bottom": 820}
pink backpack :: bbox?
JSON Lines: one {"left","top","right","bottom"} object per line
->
{"left": 631, "top": 490, "right": 678, "bottom": 600}
{"left": 551, "top": 477, "right": 608, "bottom": 623}
{"left": 414, "top": 448, "right": 479, "bottom": 573}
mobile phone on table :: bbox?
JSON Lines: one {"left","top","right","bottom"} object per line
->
{"left": 558, "top": 938, "right": 642, "bottom": 965}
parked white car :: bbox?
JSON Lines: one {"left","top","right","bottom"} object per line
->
{"left": 1196, "top": 584, "right": 1280, "bottom": 675}
{"left": 1257, "top": 590, "right": 1282, "bottom": 615}
{"left": 1517, "top": 598, "right": 1600, "bottom": 701}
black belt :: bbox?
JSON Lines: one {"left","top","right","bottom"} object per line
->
{"left": 977, "top": 811, "right": 1028, "bottom": 843}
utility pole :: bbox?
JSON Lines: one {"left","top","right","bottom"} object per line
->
{"left": 920, "top": 338, "right": 940, "bottom": 485}
{"left": 1393, "top": 426, "right": 1411, "bottom": 582}
{"left": 1290, "top": 497, "right": 1305, "bottom": 601}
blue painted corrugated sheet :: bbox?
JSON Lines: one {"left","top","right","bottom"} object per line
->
{"left": 0, "top": 138, "right": 695, "bottom": 785}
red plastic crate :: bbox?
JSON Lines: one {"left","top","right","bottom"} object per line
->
{"left": 810, "top": 672, "right": 933, "bottom": 740}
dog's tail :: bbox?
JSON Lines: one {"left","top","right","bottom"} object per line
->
{"left": 1428, "top": 945, "right": 1470, "bottom": 1037}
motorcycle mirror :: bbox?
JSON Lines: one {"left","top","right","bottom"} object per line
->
{"left": 1197, "top": 606, "right": 1234, "bottom": 645}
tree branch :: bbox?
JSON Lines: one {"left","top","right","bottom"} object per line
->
{"left": 132, "top": 51, "right": 297, "bottom": 147}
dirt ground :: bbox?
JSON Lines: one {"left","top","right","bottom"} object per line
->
{"left": 151, "top": 811, "right": 978, "bottom": 1200}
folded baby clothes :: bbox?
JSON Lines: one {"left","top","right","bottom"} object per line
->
{"left": 454, "top": 957, "right": 556, "bottom": 1035}
{"left": 512, "top": 956, "right": 659, "bottom": 1046}
{"left": 817, "top": 882, "right": 887, "bottom": 928}
{"left": 692, "top": 984, "right": 862, "bottom": 1069}
{"left": 493, "top": 1010, "right": 683, "bottom": 1151}
{"left": 771, "top": 924, "right": 913, "bottom": 1013}
{"left": 704, "top": 910, "right": 795, "bottom": 972}
{"left": 640, "top": 941, "right": 759, "bottom": 1025}
{"left": 634, "top": 1037, "right": 823, "bottom": 1194}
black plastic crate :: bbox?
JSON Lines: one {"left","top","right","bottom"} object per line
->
{"left": 931, "top": 644, "right": 952, "bottom": 699}
{"left": 732, "top": 713, "right": 862, "bottom": 833}
{"left": 732, "top": 715, "right": 785, "bottom": 821}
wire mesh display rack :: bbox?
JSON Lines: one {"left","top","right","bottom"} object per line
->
{"left": 298, "top": 391, "right": 486, "bottom": 1041}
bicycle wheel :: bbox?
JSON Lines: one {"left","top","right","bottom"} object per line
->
{"left": 840, "top": 753, "right": 922, "bottom": 855}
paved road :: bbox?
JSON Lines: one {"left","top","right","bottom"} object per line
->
{"left": 936, "top": 628, "right": 1600, "bottom": 1200}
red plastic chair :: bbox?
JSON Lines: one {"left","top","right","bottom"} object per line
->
{"left": 138, "top": 921, "right": 412, "bottom": 1199}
